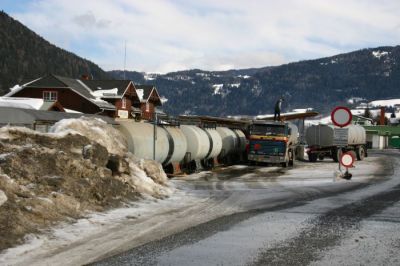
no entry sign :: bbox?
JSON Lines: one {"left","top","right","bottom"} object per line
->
{"left": 340, "top": 152, "right": 355, "bottom": 168}
{"left": 331, "top": 106, "right": 352, "bottom": 127}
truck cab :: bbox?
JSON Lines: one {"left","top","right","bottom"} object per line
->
{"left": 247, "top": 121, "right": 298, "bottom": 167}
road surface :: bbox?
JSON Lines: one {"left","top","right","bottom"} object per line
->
{"left": 92, "top": 150, "right": 400, "bottom": 266}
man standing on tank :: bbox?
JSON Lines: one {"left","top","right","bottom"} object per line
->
{"left": 274, "top": 97, "right": 284, "bottom": 121}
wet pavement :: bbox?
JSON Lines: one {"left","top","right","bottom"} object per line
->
{"left": 92, "top": 150, "right": 400, "bottom": 266}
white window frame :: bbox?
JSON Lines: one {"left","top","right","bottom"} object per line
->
{"left": 122, "top": 97, "right": 127, "bottom": 109}
{"left": 43, "top": 91, "right": 57, "bottom": 101}
{"left": 145, "top": 102, "right": 150, "bottom": 112}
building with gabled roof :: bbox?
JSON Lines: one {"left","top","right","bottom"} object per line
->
{"left": 135, "top": 85, "right": 162, "bottom": 120}
{"left": 4, "top": 74, "right": 145, "bottom": 118}
{"left": 6, "top": 74, "right": 163, "bottom": 120}
{"left": 80, "top": 79, "right": 140, "bottom": 119}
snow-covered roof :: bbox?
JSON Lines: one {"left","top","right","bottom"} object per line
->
{"left": 91, "top": 88, "right": 119, "bottom": 97}
{"left": 368, "top": 99, "right": 400, "bottom": 107}
{"left": 0, "top": 97, "right": 44, "bottom": 110}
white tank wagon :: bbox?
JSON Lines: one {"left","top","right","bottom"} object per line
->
{"left": 202, "top": 128, "right": 223, "bottom": 159}
{"left": 233, "top": 129, "right": 247, "bottom": 152}
{"left": 116, "top": 120, "right": 170, "bottom": 163}
{"left": 162, "top": 125, "right": 188, "bottom": 165}
{"left": 215, "top": 127, "right": 248, "bottom": 164}
{"left": 199, "top": 127, "right": 223, "bottom": 169}
{"left": 216, "top": 127, "right": 237, "bottom": 158}
{"left": 180, "top": 125, "right": 211, "bottom": 162}
{"left": 305, "top": 124, "right": 367, "bottom": 162}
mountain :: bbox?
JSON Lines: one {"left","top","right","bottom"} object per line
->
{"left": 1, "top": 11, "right": 399, "bottom": 117}
{"left": 110, "top": 46, "right": 400, "bottom": 116}
{"left": 0, "top": 11, "right": 109, "bottom": 95}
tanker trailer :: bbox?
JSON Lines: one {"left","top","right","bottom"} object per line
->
{"left": 305, "top": 124, "right": 367, "bottom": 162}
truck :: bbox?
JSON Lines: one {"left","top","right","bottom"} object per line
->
{"left": 246, "top": 121, "right": 299, "bottom": 167}
{"left": 305, "top": 124, "right": 367, "bottom": 162}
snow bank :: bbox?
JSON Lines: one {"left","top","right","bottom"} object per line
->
{"left": 0, "top": 118, "right": 172, "bottom": 250}
{"left": 123, "top": 155, "right": 171, "bottom": 196}
{"left": 50, "top": 117, "right": 128, "bottom": 155}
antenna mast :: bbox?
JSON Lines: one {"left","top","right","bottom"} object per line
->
{"left": 123, "top": 40, "right": 127, "bottom": 80}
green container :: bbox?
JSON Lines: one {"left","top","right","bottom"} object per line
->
{"left": 389, "top": 136, "right": 400, "bottom": 148}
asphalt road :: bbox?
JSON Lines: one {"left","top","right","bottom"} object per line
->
{"left": 92, "top": 150, "right": 400, "bottom": 266}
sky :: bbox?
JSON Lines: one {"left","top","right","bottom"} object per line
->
{"left": 2, "top": 0, "right": 400, "bottom": 73}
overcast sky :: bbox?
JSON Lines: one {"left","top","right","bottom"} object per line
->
{"left": 2, "top": 0, "right": 400, "bottom": 73}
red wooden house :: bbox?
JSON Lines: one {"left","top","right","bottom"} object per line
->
{"left": 6, "top": 74, "right": 142, "bottom": 118}
{"left": 135, "top": 85, "right": 163, "bottom": 120}
{"left": 80, "top": 79, "right": 141, "bottom": 119}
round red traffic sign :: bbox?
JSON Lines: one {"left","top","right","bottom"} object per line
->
{"left": 331, "top": 106, "right": 352, "bottom": 127}
{"left": 340, "top": 152, "right": 354, "bottom": 168}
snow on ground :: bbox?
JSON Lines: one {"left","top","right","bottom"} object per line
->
{"left": 144, "top": 73, "right": 156, "bottom": 81}
{"left": 347, "top": 97, "right": 366, "bottom": 104}
{"left": 372, "top": 50, "right": 389, "bottom": 59}
{"left": 212, "top": 84, "right": 223, "bottom": 95}
{"left": 0, "top": 190, "right": 198, "bottom": 266}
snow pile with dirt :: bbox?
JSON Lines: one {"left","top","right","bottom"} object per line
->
{"left": 50, "top": 117, "right": 128, "bottom": 156}
{"left": 0, "top": 118, "right": 171, "bottom": 251}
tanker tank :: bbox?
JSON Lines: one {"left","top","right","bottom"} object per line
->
{"left": 162, "top": 125, "right": 188, "bottom": 165}
{"left": 216, "top": 127, "right": 237, "bottom": 157}
{"left": 233, "top": 129, "right": 246, "bottom": 153}
{"left": 180, "top": 125, "right": 210, "bottom": 161}
{"left": 202, "top": 128, "right": 222, "bottom": 159}
{"left": 305, "top": 124, "right": 367, "bottom": 162}
{"left": 306, "top": 124, "right": 366, "bottom": 147}
{"left": 117, "top": 120, "right": 169, "bottom": 163}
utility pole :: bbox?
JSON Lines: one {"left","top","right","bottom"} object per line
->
{"left": 123, "top": 41, "right": 127, "bottom": 80}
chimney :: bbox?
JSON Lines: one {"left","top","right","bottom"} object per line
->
{"left": 380, "top": 106, "right": 385, "bottom": 125}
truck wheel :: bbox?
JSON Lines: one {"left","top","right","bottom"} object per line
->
{"left": 281, "top": 161, "right": 288, "bottom": 168}
{"left": 356, "top": 146, "right": 365, "bottom": 161}
{"left": 309, "top": 153, "right": 318, "bottom": 162}
{"left": 332, "top": 148, "right": 342, "bottom": 162}
{"left": 318, "top": 154, "right": 324, "bottom": 161}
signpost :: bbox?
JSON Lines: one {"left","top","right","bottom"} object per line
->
{"left": 339, "top": 152, "right": 354, "bottom": 180}
{"left": 331, "top": 106, "right": 352, "bottom": 127}
{"left": 331, "top": 106, "right": 353, "bottom": 180}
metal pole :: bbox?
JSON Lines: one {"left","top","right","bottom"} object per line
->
{"left": 153, "top": 112, "right": 157, "bottom": 160}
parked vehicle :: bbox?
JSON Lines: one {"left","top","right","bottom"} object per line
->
{"left": 305, "top": 124, "right": 367, "bottom": 162}
{"left": 247, "top": 121, "right": 299, "bottom": 167}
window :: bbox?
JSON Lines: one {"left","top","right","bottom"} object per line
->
{"left": 122, "top": 97, "right": 127, "bottom": 109}
{"left": 43, "top": 91, "right": 57, "bottom": 101}
{"left": 145, "top": 102, "right": 150, "bottom": 112}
